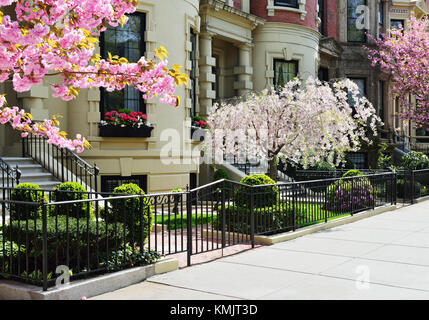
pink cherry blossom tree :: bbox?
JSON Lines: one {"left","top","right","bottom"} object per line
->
{"left": 208, "top": 77, "right": 380, "bottom": 180}
{"left": 0, "top": 0, "right": 188, "bottom": 152}
{"left": 366, "top": 15, "right": 429, "bottom": 128}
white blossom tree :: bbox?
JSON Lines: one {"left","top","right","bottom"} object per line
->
{"left": 207, "top": 77, "right": 380, "bottom": 180}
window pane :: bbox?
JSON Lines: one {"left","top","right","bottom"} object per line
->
{"left": 347, "top": 0, "right": 366, "bottom": 42}
{"left": 390, "top": 19, "right": 404, "bottom": 30}
{"left": 274, "top": 0, "right": 298, "bottom": 8}
{"left": 101, "top": 14, "right": 146, "bottom": 114}
{"left": 101, "top": 175, "right": 148, "bottom": 193}
{"left": 348, "top": 78, "right": 365, "bottom": 106}
{"left": 274, "top": 60, "right": 298, "bottom": 87}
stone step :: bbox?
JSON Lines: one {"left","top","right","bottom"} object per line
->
{"left": 15, "top": 164, "right": 45, "bottom": 174}
{"left": 2, "top": 157, "right": 35, "bottom": 166}
{"left": 1, "top": 157, "right": 61, "bottom": 190}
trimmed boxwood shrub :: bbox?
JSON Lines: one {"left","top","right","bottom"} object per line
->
{"left": 4, "top": 216, "right": 126, "bottom": 274}
{"left": 396, "top": 179, "right": 422, "bottom": 199}
{"left": 342, "top": 169, "right": 364, "bottom": 178}
{"left": 51, "top": 182, "right": 93, "bottom": 219}
{"left": 401, "top": 151, "right": 429, "bottom": 170}
{"left": 0, "top": 231, "right": 26, "bottom": 274}
{"left": 101, "top": 245, "right": 161, "bottom": 272}
{"left": 10, "top": 183, "right": 46, "bottom": 220}
{"left": 235, "top": 174, "right": 278, "bottom": 208}
{"left": 101, "top": 183, "right": 154, "bottom": 244}
{"left": 213, "top": 168, "right": 230, "bottom": 182}
{"left": 214, "top": 204, "right": 306, "bottom": 234}
{"left": 326, "top": 177, "right": 375, "bottom": 213}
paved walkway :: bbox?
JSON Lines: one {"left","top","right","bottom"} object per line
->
{"left": 92, "top": 201, "right": 429, "bottom": 300}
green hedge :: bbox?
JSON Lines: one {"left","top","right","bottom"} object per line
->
{"left": 326, "top": 177, "right": 375, "bottom": 213}
{"left": 214, "top": 204, "right": 306, "bottom": 234}
{"left": 396, "top": 179, "right": 422, "bottom": 199}
{"left": 51, "top": 182, "right": 93, "bottom": 219}
{"left": 213, "top": 168, "right": 230, "bottom": 181}
{"left": 4, "top": 216, "right": 126, "bottom": 274}
{"left": 235, "top": 174, "right": 278, "bottom": 208}
{"left": 10, "top": 183, "right": 46, "bottom": 220}
{"left": 342, "top": 169, "right": 364, "bottom": 178}
{"left": 401, "top": 151, "right": 429, "bottom": 170}
{"left": 101, "top": 183, "right": 154, "bottom": 244}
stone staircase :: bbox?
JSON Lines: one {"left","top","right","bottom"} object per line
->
{"left": 1, "top": 157, "right": 61, "bottom": 190}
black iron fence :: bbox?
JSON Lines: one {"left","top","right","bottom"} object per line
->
{"left": 396, "top": 169, "right": 429, "bottom": 204}
{"left": 22, "top": 135, "right": 99, "bottom": 192}
{"left": 0, "top": 171, "right": 400, "bottom": 291}
{"left": 0, "top": 158, "right": 21, "bottom": 190}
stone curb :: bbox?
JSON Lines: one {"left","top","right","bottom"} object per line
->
{"left": 0, "top": 257, "right": 178, "bottom": 300}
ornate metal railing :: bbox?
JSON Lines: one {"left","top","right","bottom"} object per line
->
{"left": 0, "top": 157, "right": 21, "bottom": 189}
{"left": 22, "top": 134, "right": 99, "bottom": 192}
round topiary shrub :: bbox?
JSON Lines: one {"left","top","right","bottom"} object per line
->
{"left": 213, "top": 168, "right": 230, "bottom": 182}
{"left": 236, "top": 174, "right": 278, "bottom": 208}
{"left": 10, "top": 183, "right": 46, "bottom": 220}
{"left": 102, "top": 183, "right": 154, "bottom": 244}
{"left": 52, "top": 182, "right": 93, "bottom": 219}
{"left": 342, "top": 169, "right": 364, "bottom": 178}
{"left": 326, "top": 177, "right": 375, "bottom": 213}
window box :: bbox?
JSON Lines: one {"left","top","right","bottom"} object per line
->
{"left": 99, "top": 125, "right": 154, "bottom": 138}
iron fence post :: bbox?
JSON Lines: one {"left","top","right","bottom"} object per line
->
{"left": 250, "top": 185, "right": 255, "bottom": 248}
{"left": 292, "top": 182, "right": 296, "bottom": 231}
{"left": 42, "top": 204, "right": 48, "bottom": 291}
{"left": 324, "top": 179, "right": 328, "bottom": 223}
{"left": 186, "top": 189, "right": 192, "bottom": 267}
{"left": 15, "top": 165, "right": 21, "bottom": 186}
{"left": 94, "top": 163, "right": 99, "bottom": 193}
{"left": 411, "top": 169, "right": 415, "bottom": 205}
{"left": 221, "top": 180, "right": 226, "bottom": 249}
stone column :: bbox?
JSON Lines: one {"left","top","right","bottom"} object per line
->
{"left": 198, "top": 32, "right": 216, "bottom": 117}
{"left": 17, "top": 84, "right": 49, "bottom": 121}
{"left": 234, "top": 43, "right": 253, "bottom": 97}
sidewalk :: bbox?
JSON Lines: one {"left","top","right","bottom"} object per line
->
{"left": 92, "top": 201, "right": 429, "bottom": 300}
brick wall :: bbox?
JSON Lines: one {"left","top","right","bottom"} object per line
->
{"left": 325, "top": 0, "right": 337, "bottom": 40}
{"left": 250, "top": 0, "right": 318, "bottom": 30}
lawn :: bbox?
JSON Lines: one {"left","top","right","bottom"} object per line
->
{"left": 155, "top": 213, "right": 215, "bottom": 231}
{"left": 154, "top": 202, "right": 352, "bottom": 231}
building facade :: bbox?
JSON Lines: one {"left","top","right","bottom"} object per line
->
{"left": 1, "top": 0, "right": 428, "bottom": 192}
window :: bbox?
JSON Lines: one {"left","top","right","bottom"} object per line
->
{"left": 274, "top": 0, "right": 298, "bottom": 8}
{"left": 318, "top": 67, "right": 329, "bottom": 82}
{"left": 190, "top": 29, "right": 197, "bottom": 118}
{"left": 348, "top": 78, "right": 366, "bottom": 110}
{"left": 346, "top": 152, "right": 368, "bottom": 169}
{"left": 378, "top": 1, "right": 384, "bottom": 38}
{"left": 212, "top": 55, "right": 219, "bottom": 100}
{"left": 390, "top": 19, "right": 405, "bottom": 31}
{"left": 100, "top": 13, "right": 146, "bottom": 116}
{"left": 379, "top": 81, "right": 385, "bottom": 126}
{"left": 274, "top": 59, "right": 298, "bottom": 87}
{"left": 347, "top": 0, "right": 367, "bottom": 42}
{"left": 318, "top": 0, "right": 325, "bottom": 35}
{"left": 101, "top": 175, "right": 148, "bottom": 194}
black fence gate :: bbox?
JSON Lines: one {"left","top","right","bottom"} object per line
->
{"left": 186, "top": 180, "right": 254, "bottom": 265}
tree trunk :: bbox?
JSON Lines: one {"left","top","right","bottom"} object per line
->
{"left": 268, "top": 155, "right": 278, "bottom": 181}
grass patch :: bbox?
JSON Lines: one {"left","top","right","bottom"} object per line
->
{"left": 154, "top": 202, "right": 370, "bottom": 231}
{"left": 155, "top": 213, "right": 215, "bottom": 231}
